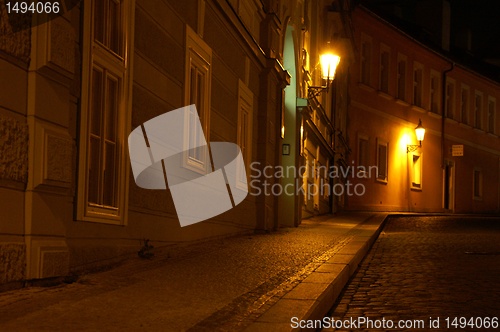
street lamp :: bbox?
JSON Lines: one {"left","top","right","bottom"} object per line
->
{"left": 407, "top": 119, "right": 425, "bottom": 153}
{"left": 308, "top": 53, "right": 341, "bottom": 98}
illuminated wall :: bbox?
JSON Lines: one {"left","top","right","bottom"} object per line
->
{"left": 347, "top": 6, "right": 500, "bottom": 214}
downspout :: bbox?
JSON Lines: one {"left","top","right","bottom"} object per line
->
{"left": 441, "top": 63, "right": 454, "bottom": 169}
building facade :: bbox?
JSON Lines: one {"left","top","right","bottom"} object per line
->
{"left": 346, "top": 6, "right": 500, "bottom": 214}
{"left": 0, "top": 0, "right": 353, "bottom": 287}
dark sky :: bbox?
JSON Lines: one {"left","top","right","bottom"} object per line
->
{"left": 360, "top": 0, "right": 500, "bottom": 59}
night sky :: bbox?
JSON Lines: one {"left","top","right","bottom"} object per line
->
{"left": 360, "top": 0, "right": 500, "bottom": 61}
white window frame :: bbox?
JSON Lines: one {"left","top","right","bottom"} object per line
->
{"left": 183, "top": 26, "right": 212, "bottom": 175}
{"left": 410, "top": 152, "right": 423, "bottom": 190}
{"left": 77, "top": 0, "right": 135, "bottom": 224}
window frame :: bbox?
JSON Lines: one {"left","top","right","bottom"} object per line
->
{"left": 360, "top": 34, "right": 372, "bottom": 86}
{"left": 412, "top": 62, "right": 423, "bottom": 108}
{"left": 379, "top": 44, "right": 390, "bottom": 94}
{"left": 183, "top": 26, "right": 212, "bottom": 175}
{"left": 473, "top": 168, "right": 483, "bottom": 201}
{"left": 376, "top": 138, "right": 388, "bottom": 183}
{"left": 357, "top": 134, "right": 369, "bottom": 178}
{"left": 410, "top": 152, "right": 423, "bottom": 190}
{"left": 445, "top": 78, "right": 455, "bottom": 119}
{"left": 396, "top": 54, "right": 407, "bottom": 101}
{"left": 488, "top": 96, "right": 496, "bottom": 135}
{"left": 430, "top": 70, "right": 440, "bottom": 114}
{"left": 474, "top": 90, "right": 483, "bottom": 130}
{"left": 460, "top": 84, "right": 470, "bottom": 125}
{"left": 237, "top": 79, "right": 253, "bottom": 189}
{"left": 77, "top": 0, "right": 135, "bottom": 225}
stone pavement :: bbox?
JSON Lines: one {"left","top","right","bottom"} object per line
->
{"left": 0, "top": 213, "right": 387, "bottom": 331}
{"left": 324, "top": 216, "right": 500, "bottom": 332}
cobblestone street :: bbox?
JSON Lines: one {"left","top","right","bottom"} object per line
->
{"left": 324, "top": 216, "right": 500, "bottom": 331}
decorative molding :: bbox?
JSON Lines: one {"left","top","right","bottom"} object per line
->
{"left": 33, "top": 120, "right": 73, "bottom": 189}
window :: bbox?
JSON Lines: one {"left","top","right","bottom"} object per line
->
{"left": 410, "top": 153, "right": 422, "bottom": 190}
{"left": 412, "top": 63, "right": 423, "bottom": 107}
{"left": 376, "top": 139, "right": 388, "bottom": 183}
{"left": 184, "top": 26, "right": 212, "bottom": 173}
{"left": 460, "top": 85, "right": 470, "bottom": 124}
{"left": 474, "top": 91, "right": 483, "bottom": 130}
{"left": 430, "top": 71, "right": 440, "bottom": 114}
{"left": 77, "top": 0, "right": 135, "bottom": 224}
{"left": 379, "top": 47, "right": 390, "bottom": 93}
{"left": 237, "top": 80, "right": 253, "bottom": 185}
{"left": 357, "top": 135, "right": 369, "bottom": 177}
{"left": 488, "top": 97, "right": 496, "bottom": 134}
{"left": 397, "top": 55, "right": 407, "bottom": 101}
{"left": 445, "top": 80, "right": 455, "bottom": 119}
{"left": 360, "top": 37, "right": 372, "bottom": 85}
{"left": 473, "top": 168, "right": 483, "bottom": 200}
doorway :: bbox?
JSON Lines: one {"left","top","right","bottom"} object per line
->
{"left": 443, "top": 160, "right": 455, "bottom": 211}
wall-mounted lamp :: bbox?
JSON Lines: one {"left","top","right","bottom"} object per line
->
{"left": 407, "top": 119, "right": 425, "bottom": 153}
{"left": 308, "top": 53, "right": 341, "bottom": 99}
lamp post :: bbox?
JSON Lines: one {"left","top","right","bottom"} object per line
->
{"left": 407, "top": 119, "right": 425, "bottom": 153}
{"left": 308, "top": 53, "right": 341, "bottom": 99}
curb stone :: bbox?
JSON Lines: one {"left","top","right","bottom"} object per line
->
{"left": 244, "top": 214, "right": 388, "bottom": 331}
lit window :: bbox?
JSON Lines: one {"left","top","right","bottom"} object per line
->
{"left": 411, "top": 153, "right": 422, "bottom": 190}
{"left": 77, "top": 0, "right": 135, "bottom": 224}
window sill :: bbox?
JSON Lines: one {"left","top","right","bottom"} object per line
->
{"left": 395, "top": 99, "right": 409, "bottom": 106}
{"left": 428, "top": 111, "right": 442, "bottom": 119}
{"left": 358, "top": 83, "right": 376, "bottom": 92}
{"left": 411, "top": 105, "right": 426, "bottom": 113}
{"left": 377, "top": 90, "right": 393, "bottom": 100}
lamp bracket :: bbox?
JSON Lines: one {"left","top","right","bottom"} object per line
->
{"left": 308, "top": 85, "right": 328, "bottom": 99}
{"left": 406, "top": 142, "right": 422, "bottom": 153}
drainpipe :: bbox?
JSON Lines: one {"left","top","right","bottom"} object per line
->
{"left": 441, "top": 63, "right": 454, "bottom": 169}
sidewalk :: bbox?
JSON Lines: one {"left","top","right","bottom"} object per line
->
{"left": 0, "top": 213, "right": 387, "bottom": 331}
